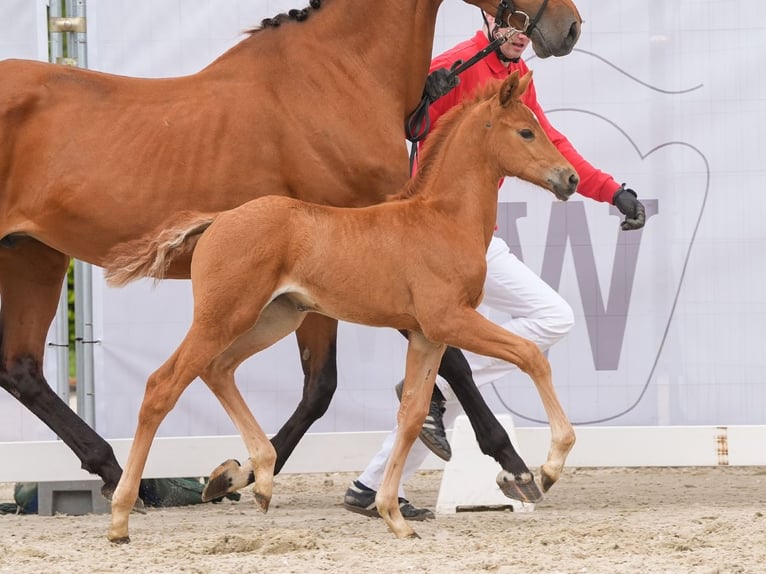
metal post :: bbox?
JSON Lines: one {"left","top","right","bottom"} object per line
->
{"left": 48, "top": 0, "right": 71, "bottom": 405}
{"left": 49, "top": 0, "right": 63, "bottom": 61}
{"left": 64, "top": 0, "right": 96, "bottom": 428}
{"left": 49, "top": 0, "right": 95, "bottom": 425}
{"left": 74, "top": 0, "right": 87, "bottom": 68}
{"left": 74, "top": 261, "right": 95, "bottom": 426}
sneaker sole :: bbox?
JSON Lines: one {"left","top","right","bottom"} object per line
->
{"left": 404, "top": 509, "right": 435, "bottom": 521}
{"left": 395, "top": 382, "right": 452, "bottom": 461}
{"left": 343, "top": 502, "right": 435, "bottom": 522}
{"left": 417, "top": 431, "right": 452, "bottom": 462}
{"left": 343, "top": 502, "right": 381, "bottom": 519}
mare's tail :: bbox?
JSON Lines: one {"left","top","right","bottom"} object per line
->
{"left": 104, "top": 213, "right": 215, "bottom": 287}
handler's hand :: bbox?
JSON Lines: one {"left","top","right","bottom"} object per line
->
{"left": 613, "top": 184, "right": 646, "bottom": 231}
{"left": 424, "top": 65, "right": 461, "bottom": 102}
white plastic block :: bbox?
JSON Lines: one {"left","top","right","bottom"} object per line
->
{"left": 436, "top": 414, "right": 534, "bottom": 514}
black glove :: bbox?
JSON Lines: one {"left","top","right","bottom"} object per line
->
{"left": 423, "top": 64, "right": 461, "bottom": 102}
{"left": 612, "top": 184, "right": 646, "bottom": 231}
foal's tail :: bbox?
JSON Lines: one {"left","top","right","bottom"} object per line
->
{"left": 104, "top": 214, "right": 216, "bottom": 287}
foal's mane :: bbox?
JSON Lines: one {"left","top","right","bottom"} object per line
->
{"left": 392, "top": 79, "right": 503, "bottom": 201}
{"left": 246, "top": 0, "right": 325, "bottom": 35}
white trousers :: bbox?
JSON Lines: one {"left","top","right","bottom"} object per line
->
{"left": 356, "top": 235, "right": 574, "bottom": 497}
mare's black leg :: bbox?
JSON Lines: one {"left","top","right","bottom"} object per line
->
{"left": 270, "top": 313, "right": 339, "bottom": 475}
{"left": 0, "top": 238, "right": 124, "bottom": 498}
{"left": 0, "top": 358, "right": 123, "bottom": 497}
{"left": 438, "top": 345, "right": 542, "bottom": 501}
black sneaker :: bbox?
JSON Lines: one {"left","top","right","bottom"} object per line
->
{"left": 395, "top": 381, "right": 452, "bottom": 461}
{"left": 342, "top": 480, "right": 434, "bottom": 521}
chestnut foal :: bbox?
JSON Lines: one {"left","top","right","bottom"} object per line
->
{"left": 104, "top": 71, "right": 578, "bottom": 541}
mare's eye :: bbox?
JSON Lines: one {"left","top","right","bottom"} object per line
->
{"left": 519, "top": 128, "right": 534, "bottom": 140}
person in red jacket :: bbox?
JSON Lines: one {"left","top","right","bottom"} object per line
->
{"left": 343, "top": 13, "right": 646, "bottom": 520}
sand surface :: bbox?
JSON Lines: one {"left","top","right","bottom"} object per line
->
{"left": 1, "top": 466, "right": 764, "bottom": 574}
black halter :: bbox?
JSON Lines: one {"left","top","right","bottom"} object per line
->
{"left": 494, "top": 0, "right": 550, "bottom": 38}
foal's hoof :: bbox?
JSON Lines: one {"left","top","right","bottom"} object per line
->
{"left": 406, "top": 531, "right": 421, "bottom": 540}
{"left": 540, "top": 471, "right": 556, "bottom": 493}
{"left": 497, "top": 470, "right": 544, "bottom": 503}
{"left": 254, "top": 491, "right": 271, "bottom": 513}
{"left": 202, "top": 459, "right": 242, "bottom": 502}
{"left": 539, "top": 462, "right": 563, "bottom": 493}
{"left": 392, "top": 527, "right": 421, "bottom": 540}
{"left": 109, "top": 536, "right": 131, "bottom": 545}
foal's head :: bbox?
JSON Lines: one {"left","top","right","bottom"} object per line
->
{"left": 474, "top": 71, "right": 578, "bottom": 201}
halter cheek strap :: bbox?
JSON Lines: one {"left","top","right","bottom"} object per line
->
{"left": 495, "top": 0, "right": 550, "bottom": 38}
{"left": 494, "top": 0, "right": 514, "bottom": 27}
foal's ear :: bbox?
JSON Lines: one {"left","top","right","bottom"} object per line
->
{"left": 499, "top": 70, "right": 533, "bottom": 107}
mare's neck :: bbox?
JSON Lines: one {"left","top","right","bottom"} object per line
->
{"left": 213, "top": 0, "right": 444, "bottom": 117}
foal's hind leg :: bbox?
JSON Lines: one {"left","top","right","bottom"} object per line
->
{"left": 0, "top": 239, "right": 123, "bottom": 496}
{"left": 199, "top": 297, "right": 306, "bottom": 503}
{"left": 203, "top": 312, "right": 338, "bottom": 496}
{"left": 200, "top": 356, "right": 277, "bottom": 512}
{"left": 270, "top": 312, "right": 339, "bottom": 474}
{"left": 439, "top": 346, "right": 542, "bottom": 502}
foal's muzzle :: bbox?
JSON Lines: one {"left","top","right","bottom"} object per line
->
{"left": 550, "top": 169, "right": 579, "bottom": 201}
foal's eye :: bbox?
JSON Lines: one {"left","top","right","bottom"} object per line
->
{"left": 519, "top": 128, "right": 534, "bottom": 140}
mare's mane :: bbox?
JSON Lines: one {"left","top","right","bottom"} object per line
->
{"left": 392, "top": 79, "right": 505, "bottom": 201}
{"left": 246, "top": 0, "right": 325, "bottom": 35}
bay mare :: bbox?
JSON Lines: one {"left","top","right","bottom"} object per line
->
{"left": 0, "top": 0, "right": 581, "bottom": 502}
{"left": 104, "top": 71, "right": 579, "bottom": 541}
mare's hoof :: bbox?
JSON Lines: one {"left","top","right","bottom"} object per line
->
{"left": 101, "top": 483, "right": 116, "bottom": 501}
{"left": 202, "top": 459, "right": 240, "bottom": 502}
{"left": 497, "top": 471, "right": 544, "bottom": 503}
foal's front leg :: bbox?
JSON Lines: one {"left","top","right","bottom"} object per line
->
{"left": 435, "top": 308, "right": 575, "bottom": 493}
{"left": 377, "top": 331, "right": 445, "bottom": 539}
{"left": 400, "top": 328, "right": 540, "bottom": 502}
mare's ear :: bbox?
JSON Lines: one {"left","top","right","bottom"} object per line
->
{"left": 499, "top": 70, "right": 533, "bottom": 107}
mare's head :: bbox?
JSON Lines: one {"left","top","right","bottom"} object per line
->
{"left": 472, "top": 0, "right": 581, "bottom": 57}
{"left": 480, "top": 71, "right": 578, "bottom": 201}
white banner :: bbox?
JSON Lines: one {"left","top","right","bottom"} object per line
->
{"left": 3, "top": 1, "right": 764, "bottom": 443}
{"left": 0, "top": 0, "right": 47, "bottom": 60}
{"left": 486, "top": 0, "right": 766, "bottom": 427}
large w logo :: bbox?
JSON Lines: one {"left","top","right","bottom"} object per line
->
{"left": 497, "top": 200, "right": 659, "bottom": 370}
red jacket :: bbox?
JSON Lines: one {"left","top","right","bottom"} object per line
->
{"left": 426, "top": 31, "right": 619, "bottom": 204}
